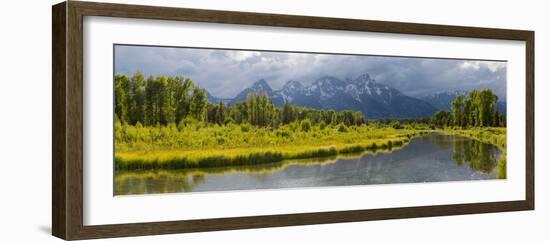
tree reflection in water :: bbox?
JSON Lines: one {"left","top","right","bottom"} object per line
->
{"left": 114, "top": 156, "right": 342, "bottom": 195}
{"left": 452, "top": 137, "right": 499, "bottom": 174}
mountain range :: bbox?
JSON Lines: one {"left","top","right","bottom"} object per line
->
{"left": 207, "top": 73, "right": 505, "bottom": 119}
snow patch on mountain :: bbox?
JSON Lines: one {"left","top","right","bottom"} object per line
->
{"left": 219, "top": 73, "right": 438, "bottom": 118}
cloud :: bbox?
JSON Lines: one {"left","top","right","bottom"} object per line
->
{"left": 114, "top": 45, "right": 507, "bottom": 99}
{"left": 460, "top": 61, "right": 506, "bottom": 72}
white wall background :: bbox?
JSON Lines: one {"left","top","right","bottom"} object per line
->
{"left": 0, "top": 0, "right": 547, "bottom": 240}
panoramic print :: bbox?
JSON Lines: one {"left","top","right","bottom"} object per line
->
{"left": 113, "top": 45, "right": 507, "bottom": 195}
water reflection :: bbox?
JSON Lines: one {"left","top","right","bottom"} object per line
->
{"left": 115, "top": 133, "right": 503, "bottom": 195}
{"left": 451, "top": 136, "right": 499, "bottom": 173}
{"left": 115, "top": 156, "right": 349, "bottom": 194}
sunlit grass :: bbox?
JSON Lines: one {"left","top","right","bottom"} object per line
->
{"left": 115, "top": 123, "right": 428, "bottom": 170}
{"left": 116, "top": 149, "right": 402, "bottom": 184}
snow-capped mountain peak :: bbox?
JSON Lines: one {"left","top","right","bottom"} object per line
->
{"left": 281, "top": 80, "right": 304, "bottom": 92}
{"left": 249, "top": 79, "right": 273, "bottom": 93}
{"left": 229, "top": 79, "right": 274, "bottom": 104}
{"left": 352, "top": 73, "right": 374, "bottom": 84}
{"left": 224, "top": 73, "right": 438, "bottom": 118}
{"left": 306, "top": 76, "right": 346, "bottom": 99}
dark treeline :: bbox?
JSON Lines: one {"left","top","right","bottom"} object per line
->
{"left": 432, "top": 89, "right": 506, "bottom": 128}
{"left": 115, "top": 73, "right": 366, "bottom": 128}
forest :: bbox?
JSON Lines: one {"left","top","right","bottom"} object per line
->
{"left": 114, "top": 72, "right": 366, "bottom": 129}
{"left": 114, "top": 72, "right": 506, "bottom": 172}
{"left": 432, "top": 89, "right": 506, "bottom": 128}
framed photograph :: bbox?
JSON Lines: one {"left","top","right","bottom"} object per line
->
{"left": 52, "top": 1, "right": 534, "bottom": 240}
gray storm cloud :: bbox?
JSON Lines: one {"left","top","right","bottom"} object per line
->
{"left": 114, "top": 45, "right": 507, "bottom": 99}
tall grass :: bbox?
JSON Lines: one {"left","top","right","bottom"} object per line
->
{"left": 115, "top": 123, "right": 427, "bottom": 170}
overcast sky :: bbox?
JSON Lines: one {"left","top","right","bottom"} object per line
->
{"left": 114, "top": 45, "right": 507, "bottom": 99}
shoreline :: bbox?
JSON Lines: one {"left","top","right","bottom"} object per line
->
{"left": 114, "top": 128, "right": 505, "bottom": 178}
{"left": 437, "top": 127, "right": 507, "bottom": 179}
{"left": 115, "top": 131, "right": 428, "bottom": 171}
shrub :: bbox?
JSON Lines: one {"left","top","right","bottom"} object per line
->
{"left": 240, "top": 124, "right": 251, "bottom": 132}
{"left": 370, "top": 142, "right": 378, "bottom": 149}
{"left": 301, "top": 119, "right": 312, "bottom": 132}
{"left": 390, "top": 121, "right": 402, "bottom": 129}
{"left": 224, "top": 117, "right": 235, "bottom": 125}
{"left": 338, "top": 124, "right": 348, "bottom": 132}
{"left": 276, "top": 129, "right": 291, "bottom": 138}
{"left": 319, "top": 121, "right": 327, "bottom": 130}
{"left": 392, "top": 140, "right": 403, "bottom": 146}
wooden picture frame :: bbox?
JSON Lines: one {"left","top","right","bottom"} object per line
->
{"left": 52, "top": 1, "right": 534, "bottom": 240}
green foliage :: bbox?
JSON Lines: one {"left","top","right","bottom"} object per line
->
{"left": 451, "top": 135, "right": 498, "bottom": 173}
{"left": 433, "top": 110, "right": 452, "bottom": 127}
{"left": 446, "top": 127, "right": 507, "bottom": 179}
{"left": 282, "top": 101, "right": 294, "bottom": 124}
{"left": 498, "top": 151, "right": 507, "bottom": 179}
{"left": 245, "top": 92, "right": 278, "bottom": 126}
{"left": 114, "top": 74, "right": 130, "bottom": 122}
{"left": 432, "top": 89, "right": 505, "bottom": 128}
{"left": 115, "top": 73, "right": 367, "bottom": 130}
{"left": 189, "top": 88, "right": 208, "bottom": 121}
{"left": 319, "top": 120, "right": 327, "bottom": 130}
{"left": 240, "top": 123, "right": 251, "bottom": 132}
{"left": 451, "top": 95, "right": 464, "bottom": 127}
{"left": 390, "top": 120, "right": 402, "bottom": 129}
{"left": 115, "top": 72, "right": 196, "bottom": 126}
{"left": 337, "top": 124, "right": 348, "bottom": 132}
{"left": 301, "top": 119, "right": 312, "bottom": 132}
{"left": 115, "top": 122, "right": 422, "bottom": 171}
{"left": 114, "top": 73, "right": 506, "bottom": 175}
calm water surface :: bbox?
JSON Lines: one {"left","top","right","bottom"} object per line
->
{"left": 115, "top": 133, "right": 503, "bottom": 195}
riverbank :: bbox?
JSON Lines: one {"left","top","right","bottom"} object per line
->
{"left": 116, "top": 153, "right": 384, "bottom": 189}
{"left": 115, "top": 124, "right": 428, "bottom": 170}
{"left": 439, "top": 127, "right": 506, "bottom": 179}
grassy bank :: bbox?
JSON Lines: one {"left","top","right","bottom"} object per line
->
{"left": 441, "top": 127, "right": 507, "bottom": 179}
{"left": 115, "top": 123, "right": 428, "bottom": 170}
{"left": 116, "top": 152, "right": 397, "bottom": 187}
